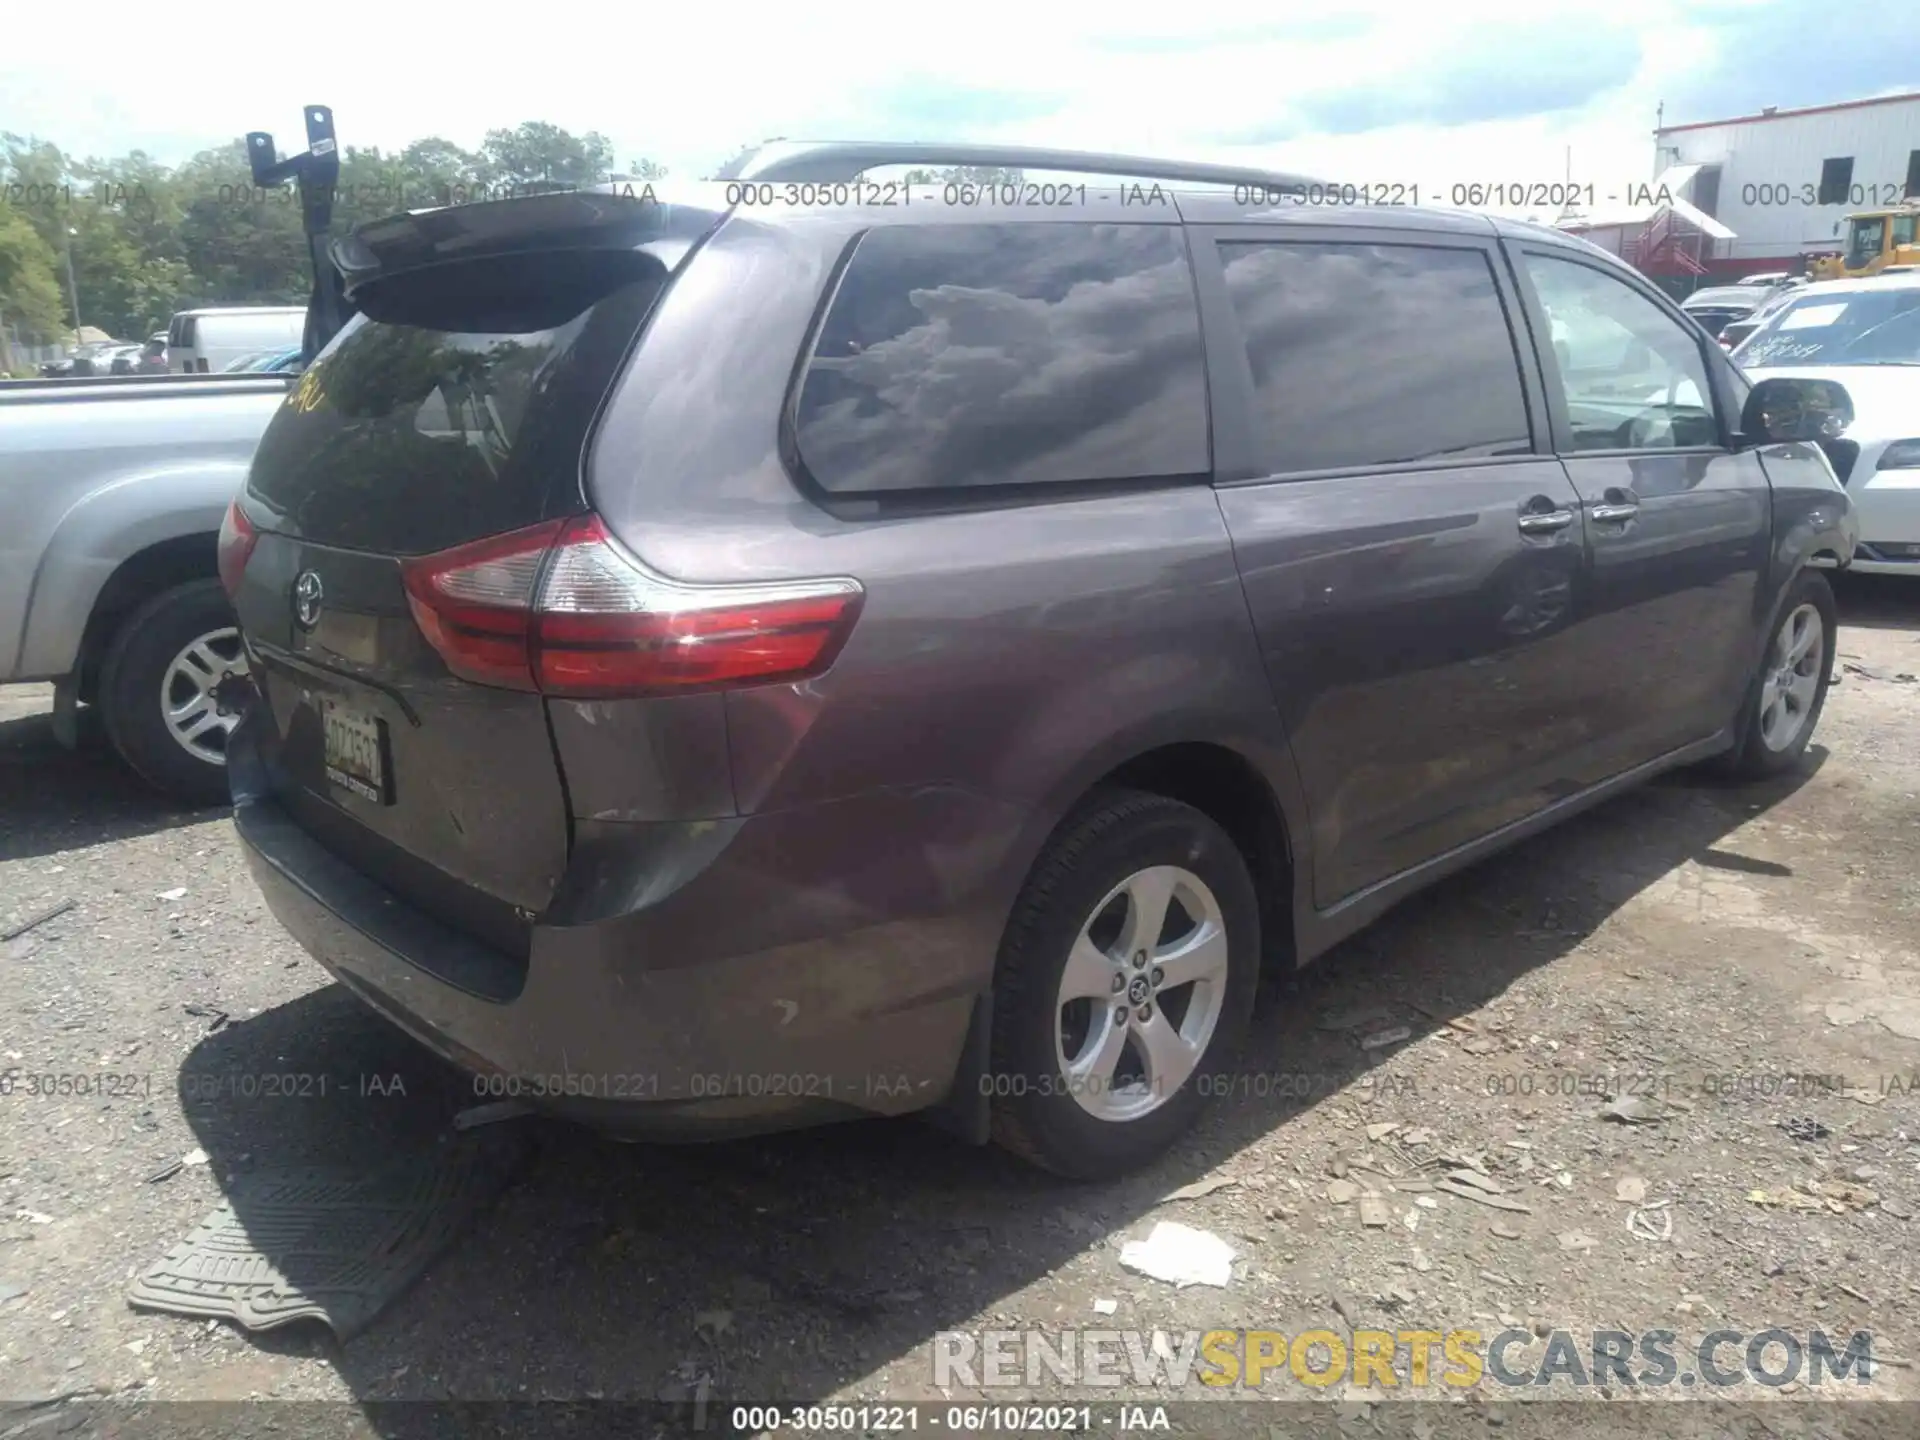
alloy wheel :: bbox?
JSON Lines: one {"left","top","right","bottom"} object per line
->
{"left": 1053, "top": 864, "right": 1229, "bottom": 1122}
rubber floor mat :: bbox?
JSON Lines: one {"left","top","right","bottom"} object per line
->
{"left": 127, "top": 1128, "right": 533, "bottom": 1339}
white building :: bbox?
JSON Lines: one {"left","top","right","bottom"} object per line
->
{"left": 1652, "top": 91, "right": 1920, "bottom": 278}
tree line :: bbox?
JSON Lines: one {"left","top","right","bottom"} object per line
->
{"left": 0, "top": 120, "right": 1022, "bottom": 361}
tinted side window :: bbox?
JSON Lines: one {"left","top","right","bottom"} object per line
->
{"left": 1520, "top": 252, "right": 1718, "bottom": 453}
{"left": 793, "top": 224, "right": 1208, "bottom": 495}
{"left": 1217, "top": 241, "right": 1532, "bottom": 475}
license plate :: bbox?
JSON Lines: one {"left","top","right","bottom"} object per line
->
{"left": 320, "top": 698, "right": 387, "bottom": 803}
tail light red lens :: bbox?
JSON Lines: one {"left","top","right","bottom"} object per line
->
{"left": 399, "top": 515, "right": 864, "bottom": 698}
{"left": 216, "top": 501, "right": 258, "bottom": 601}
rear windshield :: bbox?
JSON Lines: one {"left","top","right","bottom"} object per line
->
{"left": 246, "top": 251, "right": 666, "bottom": 554}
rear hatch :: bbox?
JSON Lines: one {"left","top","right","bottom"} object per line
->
{"left": 227, "top": 190, "right": 716, "bottom": 953}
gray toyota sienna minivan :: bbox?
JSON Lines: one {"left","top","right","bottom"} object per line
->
{"left": 222, "top": 142, "right": 1858, "bottom": 1179}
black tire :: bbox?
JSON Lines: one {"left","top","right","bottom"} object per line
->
{"left": 1720, "top": 569, "right": 1837, "bottom": 780}
{"left": 97, "top": 579, "right": 243, "bottom": 807}
{"left": 988, "top": 790, "right": 1260, "bottom": 1180}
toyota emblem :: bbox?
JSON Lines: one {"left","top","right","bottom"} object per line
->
{"left": 293, "top": 570, "right": 324, "bottom": 628}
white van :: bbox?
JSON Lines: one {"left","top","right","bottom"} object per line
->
{"left": 167, "top": 308, "right": 306, "bottom": 374}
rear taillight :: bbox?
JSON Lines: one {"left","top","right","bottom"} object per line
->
{"left": 217, "top": 501, "right": 258, "bottom": 600}
{"left": 400, "top": 515, "right": 864, "bottom": 698}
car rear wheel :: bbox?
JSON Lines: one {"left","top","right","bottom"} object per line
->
{"left": 1721, "top": 570, "right": 1836, "bottom": 779}
{"left": 988, "top": 790, "right": 1259, "bottom": 1180}
{"left": 98, "top": 579, "right": 248, "bottom": 807}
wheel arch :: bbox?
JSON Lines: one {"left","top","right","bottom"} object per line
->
{"left": 74, "top": 533, "right": 222, "bottom": 703}
{"left": 15, "top": 462, "right": 241, "bottom": 689}
{"left": 1008, "top": 720, "right": 1308, "bottom": 978}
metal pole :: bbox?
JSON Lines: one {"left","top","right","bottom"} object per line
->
{"left": 62, "top": 230, "right": 83, "bottom": 335}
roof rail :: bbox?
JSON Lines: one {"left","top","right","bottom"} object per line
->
{"left": 714, "top": 139, "right": 1325, "bottom": 190}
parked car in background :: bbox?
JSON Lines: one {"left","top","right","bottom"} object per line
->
{"left": 0, "top": 369, "right": 297, "bottom": 802}
{"left": 1734, "top": 272, "right": 1920, "bottom": 576}
{"left": 221, "top": 149, "right": 1857, "bottom": 1180}
{"left": 105, "top": 343, "right": 148, "bottom": 375}
{"left": 1738, "top": 272, "right": 1804, "bottom": 290}
{"left": 126, "top": 333, "right": 171, "bottom": 374}
{"left": 222, "top": 346, "right": 305, "bottom": 375}
{"left": 1680, "top": 285, "right": 1766, "bottom": 339}
{"left": 39, "top": 340, "right": 128, "bottom": 378}
{"left": 1715, "top": 285, "right": 1804, "bottom": 350}
{"left": 168, "top": 307, "right": 306, "bottom": 375}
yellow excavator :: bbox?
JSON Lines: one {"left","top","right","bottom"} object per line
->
{"left": 1808, "top": 201, "right": 1920, "bottom": 280}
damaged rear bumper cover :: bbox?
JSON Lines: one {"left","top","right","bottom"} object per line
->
{"left": 230, "top": 747, "right": 993, "bottom": 1143}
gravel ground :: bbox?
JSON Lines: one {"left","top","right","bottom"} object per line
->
{"left": 3, "top": 574, "right": 1919, "bottom": 1428}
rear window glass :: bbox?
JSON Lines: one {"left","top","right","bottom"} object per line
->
{"left": 246, "top": 252, "right": 665, "bottom": 554}
{"left": 1218, "top": 241, "right": 1532, "bottom": 474}
{"left": 792, "top": 223, "right": 1209, "bottom": 496}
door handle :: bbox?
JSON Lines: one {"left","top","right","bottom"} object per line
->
{"left": 1517, "top": 508, "right": 1576, "bottom": 534}
{"left": 1589, "top": 502, "right": 1640, "bottom": 523}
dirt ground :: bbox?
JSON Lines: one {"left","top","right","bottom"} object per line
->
{"left": 3, "top": 574, "right": 1918, "bottom": 1432}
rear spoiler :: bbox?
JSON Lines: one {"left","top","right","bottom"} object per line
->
{"left": 246, "top": 106, "right": 349, "bottom": 360}
{"left": 328, "top": 188, "right": 722, "bottom": 304}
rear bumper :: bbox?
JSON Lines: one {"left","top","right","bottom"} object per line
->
{"left": 232, "top": 721, "right": 1019, "bottom": 1140}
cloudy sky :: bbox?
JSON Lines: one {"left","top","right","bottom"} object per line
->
{"left": 5, "top": 0, "right": 1916, "bottom": 197}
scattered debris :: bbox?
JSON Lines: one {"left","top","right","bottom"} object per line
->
{"left": 1779, "top": 1116, "right": 1831, "bottom": 1142}
{"left": 1118, "top": 1222, "right": 1234, "bottom": 1288}
{"left": 155, "top": 888, "right": 188, "bottom": 902}
{"left": 1558, "top": 1230, "right": 1596, "bottom": 1253}
{"left": 1319, "top": 1005, "right": 1392, "bottom": 1032}
{"left": 1326, "top": 1179, "right": 1360, "bottom": 1205}
{"left": 656, "top": 1359, "right": 714, "bottom": 1406}
{"left": 1762, "top": 1259, "right": 1786, "bottom": 1278}
{"left": 1330, "top": 1293, "right": 1358, "bottom": 1328}
{"left": 1444, "top": 1168, "right": 1507, "bottom": 1196}
{"left": 1490, "top": 1223, "right": 1522, "bottom": 1240}
{"left": 1433, "top": 1178, "right": 1533, "bottom": 1213}
{"left": 1598, "top": 1094, "right": 1664, "bottom": 1125}
{"left": 1461, "top": 1037, "right": 1500, "bottom": 1056}
{"left": 1413, "top": 1195, "right": 1438, "bottom": 1210}
{"left": 693, "top": 1309, "right": 733, "bottom": 1342}
{"left": 181, "top": 1002, "right": 228, "bottom": 1033}
{"left": 1161, "top": 1175, "right": 1239, "bottom": 1203}
{"left": 1358, "top": 1195, "right": 1392, "bottom": 1228}
{"left": 0, "top": 1279, "right": 26, "bottom": 1304}
{"left": 1402, "top": 1127, "right": 1434, "bottom": 1146}
{"left": 1627, "top": 1203, "right": 1674, "bottom": 1243}
{"left": 145, "top": 1160, "right": 183, "bottom": 1185}
{"left": 1615, "top": 1176, "right": 1648, "bottom": 1204}
{"left": 2, "top": 898, "right": 75, "bottom": 942}
{"left": 1092, "top": 1298, "right": 1117, "bottom": 1316}
{"left": 1395, "top": 1178, "right": 1435, "bottom": 1193}
{"left": 181, "top": 1148, "right": 208, "bottom": 1168}
{"left": 1838, "top": 1284, "right": 1871, "bottom": 1305}
{"left": 1364, "top": 1122, "right": 1400, "bottom": 1142}
{"left": 1359, "top": 1025, "right": 1413, "bottom": 1052}
{"left": 1749, "top": 1181, "right": 1878, "bottom": 1214}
